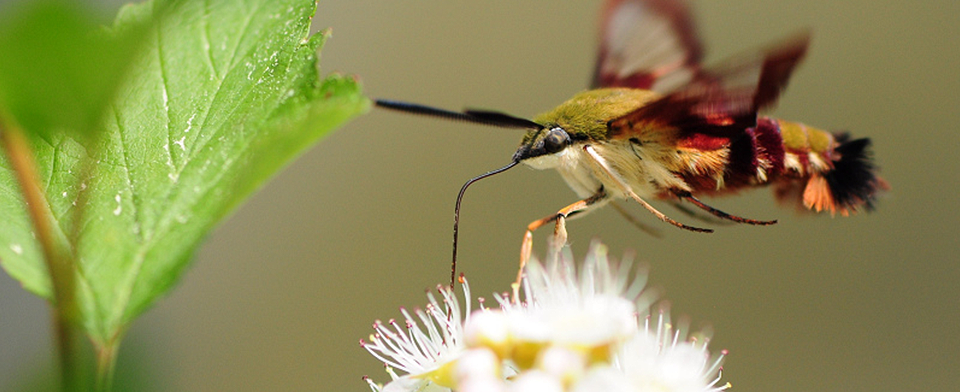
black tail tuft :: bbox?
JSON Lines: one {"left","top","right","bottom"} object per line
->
{"left": 824, "top": 136, "right": 885, "bottom": 212}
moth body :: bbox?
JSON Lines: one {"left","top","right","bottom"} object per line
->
{"left": 373, "top": 0, "right": 887, "bottom": 291}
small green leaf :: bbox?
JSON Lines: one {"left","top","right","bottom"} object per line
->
{"left": 0, "top": 0, "right": 369, "bottom": 345}
{"left": 0, "top": 0, "right": 146, "bottom": 138}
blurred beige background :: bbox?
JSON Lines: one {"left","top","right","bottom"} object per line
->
{"left": 2, "top": 0, "right": 959, "bottom": 391}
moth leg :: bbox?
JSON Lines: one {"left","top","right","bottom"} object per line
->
{"left": 610, "top": 201, "right": 663, "bottom": 237}
{"left": 668, "top": 201, "right": 732, "bottom": 225}
{"left": 674, "top": 190, "right": 778, "bottom": 225}
{"left": 583, "top": 145, "right": 712, "bottom": 233}
{"left": 514, "top": 190, "right": 607, "bottom": 302}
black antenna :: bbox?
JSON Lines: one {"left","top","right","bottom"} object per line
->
{"left": 375, "top": 99, "right": 543, "bottom": 130}
{"left": 451, "top": 160, "right": 519, "bottom": 288}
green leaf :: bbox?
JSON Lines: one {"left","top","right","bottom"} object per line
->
{"left": 0, "top": 0, "right": 369, "bottom": 345}
{"left": 0, "top": 0, "right": 146, "bottom": 138}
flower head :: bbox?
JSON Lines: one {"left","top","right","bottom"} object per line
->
{"left": 361, "top": 282, "right": 473, "bottom": 391}
{"left": 480, "top": 243, "right": 652, "bottom": 369}
{"left": 591, "top": 309, "right": 730, "bottom": 392}
{"left": 362, "top": 241, "right": 729, "bottom": 392}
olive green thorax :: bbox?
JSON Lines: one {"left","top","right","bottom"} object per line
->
{"left": 521, "top": 88, "right": 659, "bottom": 145}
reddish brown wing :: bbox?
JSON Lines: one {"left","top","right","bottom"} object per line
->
{"left": 592, "top": 0, "right": 703, "bottom": 92}
{"left": 608, "top": 33, "right": 811, "bottom": 139}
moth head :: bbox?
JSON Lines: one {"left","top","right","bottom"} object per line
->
{"left": 513, "top": 126, "right": 572, "bottom": 167}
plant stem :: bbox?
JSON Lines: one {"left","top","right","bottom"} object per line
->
{"left": 53, "top": 310, "right": 81, "bottom": 391}
{"left": 95, "top": 341, "right": 120, "bottom": 392}
{"left": 0, "top": 113, "right": 82, "bottom": 391}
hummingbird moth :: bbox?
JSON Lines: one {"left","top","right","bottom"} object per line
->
{"left": 376, "top": 0, "right": 885, "bottom": 291}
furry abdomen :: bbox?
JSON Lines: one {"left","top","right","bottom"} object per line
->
{"left": 671, "top": 117, "right": 884, "bottom": 215}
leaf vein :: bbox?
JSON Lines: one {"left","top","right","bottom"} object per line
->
{"left": 45, "top": 137, "right": 60, "bottom": 194}
{"left": 107, "top": 103, "right": 148, "bottom": 333}
{"left": 200, "top": 0, "right": 219, "bottom": 79}
{"left": 155, "top": 19, "right": 176, "bottom": 173}
{"left": 112, "top": 107, "right": 141, "bottom": 241}
{"left": 225, "top": 0, "right": 265, "bottom": 73}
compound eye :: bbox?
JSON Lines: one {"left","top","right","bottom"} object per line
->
{"left": 542, "top": 127, "right": 570, "bottom": 154}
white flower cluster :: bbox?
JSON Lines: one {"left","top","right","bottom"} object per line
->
{"left": 361, "top": 242, "right": 729, "bottom": 392}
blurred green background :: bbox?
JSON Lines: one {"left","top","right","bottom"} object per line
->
{"left": 1, "top": 0, "right": 958, "bottom": 391}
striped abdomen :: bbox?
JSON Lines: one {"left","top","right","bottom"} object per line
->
{"left": 676, "top": 117, "right": 884, "bottom": 215}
